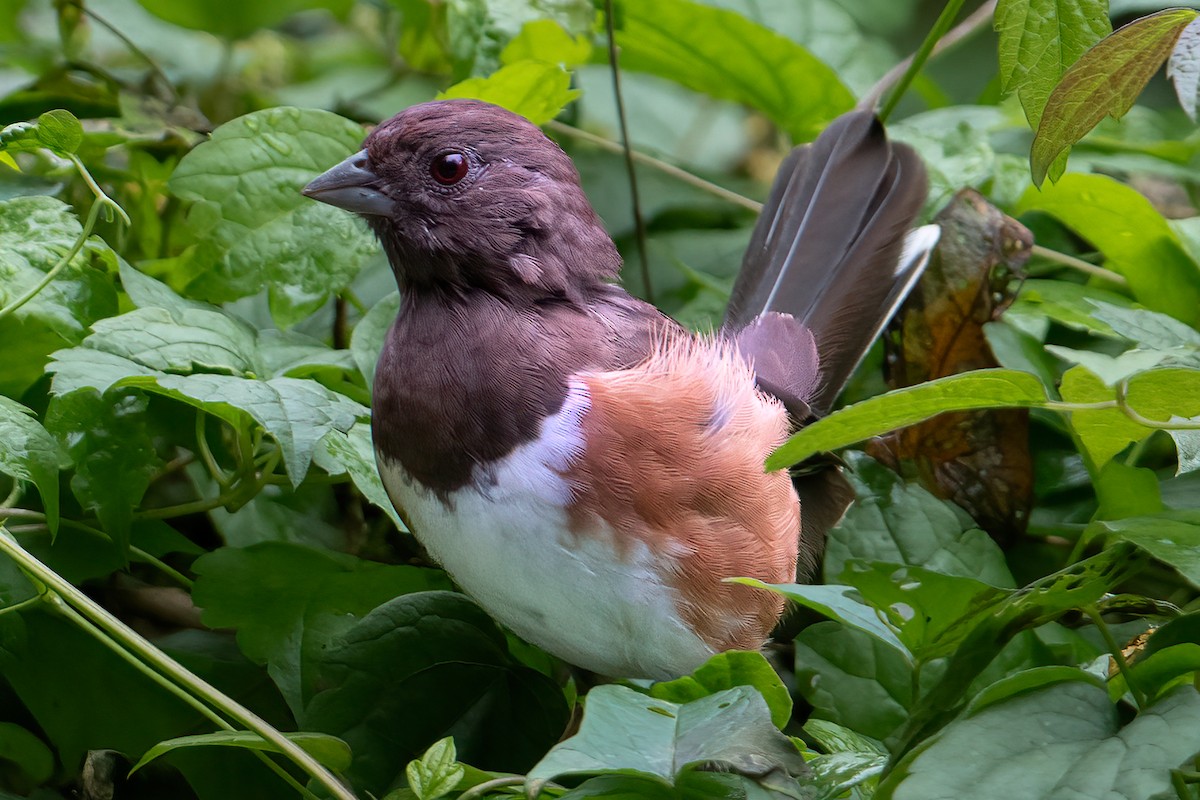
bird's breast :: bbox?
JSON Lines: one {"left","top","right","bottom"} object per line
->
{"left": 374, "top": 380, "right": 717, "bottom": 680}
{"left": 372, "top": 334, "right": 802, "bottom": 679}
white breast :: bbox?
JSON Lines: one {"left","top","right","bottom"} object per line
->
{"left": 375, "top": 381, "right": 715, "bottom": 680}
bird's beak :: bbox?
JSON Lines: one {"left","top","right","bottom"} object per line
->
{"left": 302, "top": 150, "right": 393, "bottom": 216}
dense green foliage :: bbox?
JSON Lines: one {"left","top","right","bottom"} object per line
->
{"left": 2, "top": 0, "right": 1200, "bottom": 798}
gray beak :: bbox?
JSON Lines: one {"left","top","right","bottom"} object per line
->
{"left": 302, "top": 150, "right": 393, "bottom": 216}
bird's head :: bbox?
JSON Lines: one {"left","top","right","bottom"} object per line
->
{"left": 303, "top": 99, "right": 621, "bottom": 297}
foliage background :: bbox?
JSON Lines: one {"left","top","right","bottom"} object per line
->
{"left": 3, "top": 0, "right": 1200, "bottom": 798}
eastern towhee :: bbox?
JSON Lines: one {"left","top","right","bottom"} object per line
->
{"left": 303, "top": 100, "right": 938, "bottom": 680}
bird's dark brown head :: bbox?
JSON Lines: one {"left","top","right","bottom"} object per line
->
{"left": 303, "top": 99, "right": 621, "bottom": 297}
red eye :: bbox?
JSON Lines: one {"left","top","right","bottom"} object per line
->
{"left": 431, "top": 151, "right": 469, "bottom": 185}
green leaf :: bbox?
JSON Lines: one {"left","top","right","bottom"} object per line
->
{"left": 1091, "top": 510, "right": 1200, "bottom": 588}
{"left": 1109, "top": 643, "right": 1200, "bottom": 703}
{"left": 1, "top": 613, "right": 285, "bottom": 799}
{"left": 1090, "top": 300, "right": 1200, "bottom": 350}
{"left": 0, "top": 397, "right": 69, "bottom": 537}
{"left": 803, "top": 718, "right": 887, "bottom": 757}
{"left": 995, "top": 0, "right": 1111, "bottom": 128}
{"left": 169, "top": 107, "right": 376, "bottom": 326}
{"left": 611, "top": 0, "right": 854, "bottom": 142}
{"left": 809, "top": 750, "right": 887, "bottom": 800}
{"left": 767, "top": 370, "right": 1049, "bottom": 470}
{"left": 1005, "top": 279, "right": 1134, "bottom": 338}
{"left": 0, "top": 111, "right": 84, "bottom": 156}
{"left": 528, "top": 684, "right": 805, "bottom": 785}
{"left": 0, "top": 196, "right": 118, "bottom": 397}
{"left": 44, "top": 390, "right": 162, "bottom": 559}
{"left": 893, "top": 545, "right": 1148, "bottom": 754}
{"left": 48, "top": 324, "right": 365, "bottom": 485}
{"left": 836, "top": 562, "right": 1008, "bottom": 662}
{"left": 192, "top": 543, "right": 448, "bottom": 715}
{"left": 1030, "top": 9, "right": 1200, "bottom": 185}
{"left": 33, "top": 109, "right": 84, "bottom": 155}
{"left": 305, "top": 591, "right": 570, "bottom": 795}
{"left": 965, "top": 665, "right": 1099, "bottom": 714}
{"left": 406, "top": 738, "right": 466, "bottom": 800}
{"left": 877, "top": 680, "right": 1200, "bottom": 800}
{"left": 131, "top": 730, "right": 352, "bottom": 774}
{"left": 1060, "top": 365, "right": 1147, "bottom": 468}
{"left": 84, "top": 306, "right": 260, "bottom": 376}
{"left": 1095, "top": 460, "right": 1162, "bottom": 520}
{"left": 734, "top": 580, "right": 909, "bottom": 657}
{"left": 438, "top": 61, "right": 580, "bottom": 125}
{"left": 118, "top": 257, "right": 208, "bottom": 314}
{"left": 648, "top": 650, "right": 792, "bottom": 729}
{"left": 1168, "top": 17, "right": 1200, "bottom": 120}
{"left": 314, "top": 422, "right": 406, "bottom": 530}
{"left": 1017, "top": 174, "right": 1200, "bottom": 324}
{"left": 136, "top": 0, "right": 352, "bottom": 41}
{"left": 826, "top": 453, "right": 1014, "bottom": 587}
{"left": 0, "top": 721, "right": 54, "bottom": 786}
{"left": 795, "top": 623, "right": 918, "bottom": 744}
{"left": 350, "top": 291, "right": 400, "bottom": 389}
{"left": 500, "top": 18, "right": 592, "bottom": 67}
{"left": 445, "top": 0, "right": 593, "bottom": 78}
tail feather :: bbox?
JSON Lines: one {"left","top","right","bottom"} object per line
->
{"left": 724, "top": 111, "right": 937, "bottom": 417}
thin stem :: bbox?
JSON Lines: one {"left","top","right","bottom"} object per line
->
{"left": 0, "top": 531, "right": 358, "bottom": 800}
{"left": 196, "top": 411, "right": 232, "bottom": 488}
{"left": 457, "top": 776, "right": 523, "bottom": 800}
{"left": 0, "top": 594, "right": 43, "bottom": 617}
{"left": 546, "top": 121, "right": 763, "bottom": 213}
{"left": 0, "top": 482, "right": 20, "bottom": 509}
{"left": 1064, "top": 526, "right": 1094, "bottom": 567}
{"left": 603, "top": 0, "right": 652, "bottom": 303}
{"left": 0, "top": 509, "right": 193, "bottom": 589}
{"left": 0, "top": 200, "right": 101, "bottom": 322}
{"left": 1086, "top": 604, "right": 1147, "bottom": 709}
{"left": 342, "top": 289, "right": 368, "bottom": 315}
{"left": 1043, "top": 400, "right": 1120, "bottom": 412}
{"left": 860, "top": 0, "right": 997, "bottom": 113}
{"left": 52, "top": 596, "right": 319, "bottom": 799}
{"left": 80, "top": 4, "right": 178, "bottom": 103}
{"left": 69, "top": 154, "right": 130, "bottom": 225}
{"left": 1117, "top": 380, "right": 1200, "bottom": 430}
{"left": 1030, "top": 244, "right": 1128, "bottom": 286}
{"left": 878, "top": 0, "right": 970, "bottom": 122}
{"left": 52, "top": 593, "right": 229, "bottom": 726}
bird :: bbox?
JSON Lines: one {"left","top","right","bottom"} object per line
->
{"left": 303, "top": 99, "right": 938, "bottom": 681}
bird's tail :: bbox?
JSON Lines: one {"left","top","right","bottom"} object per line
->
{"left": 725, "top": 110, "right": 939, "bottom": 419}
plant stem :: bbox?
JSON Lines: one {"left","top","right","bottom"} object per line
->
{"left": 457, "top": 776, "right": 524, "bottom": 800}
{"left": 547, "top": 121, "right": 763, "bottom": 213}
{"left": 0, "top": 200, "right": 101, "bottom": 322}
{"left": 1086, "top": 604, "right": 1148, "bottom": 709}
{"left": 603, "top": 0, "right": 652, "bottom": 303}
{"left": 0, "top": 530, "right": 358, "bottom": 800}
{"left": 0, "top": 509, "right": 193, "bottom": 589}
{"left": 1030, "top": 244, "right": 1128, "bottom": 286}
{"left": 52, "top": 593, "right": 319, "bottom": 799}
{"left": 80, "top": 4, "right": 179, "bottom": 103}
{"left": 861, "top": 0, "right": 997, "bottom": 113}
{"left": 0, "top": 595, "right": 42, "bottom": 617}
{"left": 878, "top": 0, "right": 970, "bottom": 122}
{"left": 0, "top": 482, "right": 20, "bottom": 509}
{"left": 196, "top": 410, "right": 232, "bottom": 487}
{"left": 1117, "top": 380, "right": 1200, "bottom": 429}
{"left": 69, "top": 154, "right": 131, "bottom": 225}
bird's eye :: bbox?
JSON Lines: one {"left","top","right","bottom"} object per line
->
{"left": 430, "top": 151, "right": 469, "bottom": 185}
